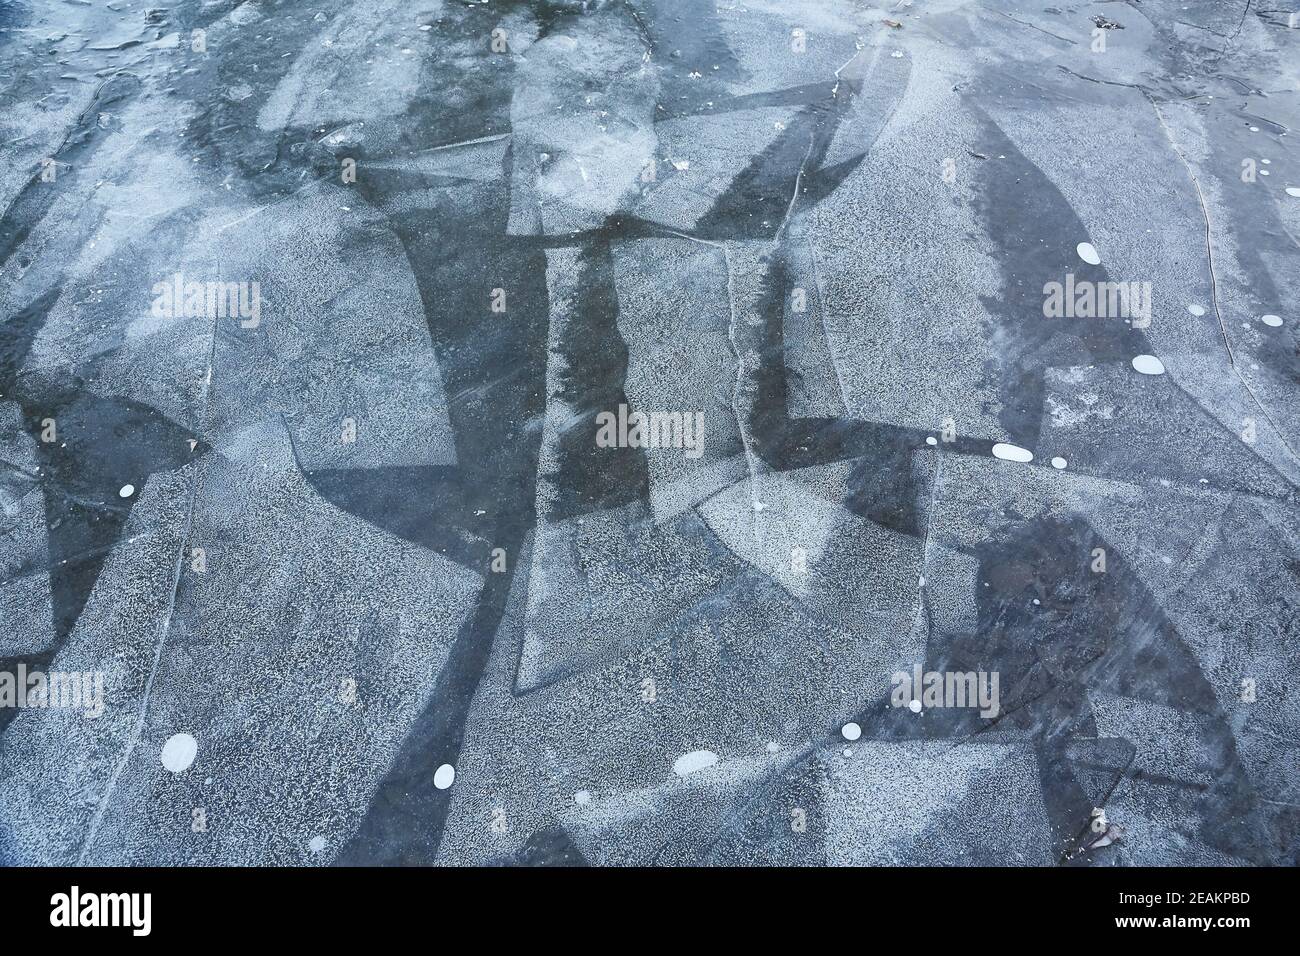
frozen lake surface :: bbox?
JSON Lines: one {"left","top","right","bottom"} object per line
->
{"left": 0, "top": 0, "right": 1298, "bottom": 866}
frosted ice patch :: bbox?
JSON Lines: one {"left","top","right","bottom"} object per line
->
{"left": 161, "top": 733, "right": 197, "bottom": 773}
{"left": 1261, "top": 314, "right": 1283, "bottom": 328}
{"left": 574, "top": 790, "right": 592, "bottom": 806}
{"left": 841, "top": 722, "right": 862, "bottom": 741}
{"left": 1132, "top": 354, "right": 1165, "bottom": 375}
{"left": 308, "top": 836, "right": 326, "bottom": 853}
{"left": 992, "top": 442, "right": 1033, "bottom": 463}
{"left": 118, "top": 484, "right": 136, "bottom": 498}
{"left": 673, "top": 750, "right": 718, "bottom": 777}
{"left": 434, "top": 763, "right": 456, "bottom": 790}
{"left": 1076, "top": 242, "right": 1101, "bottom": 265}
{"left": 1051, "top": 457, "right": 1067, "bottom": 469}
{"left": 1187, "top": 304, "right": 1205, "bottom": 316}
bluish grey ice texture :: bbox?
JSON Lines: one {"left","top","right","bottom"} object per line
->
{"left": 0, "top": 0, "right": 1297, "bottom": 866}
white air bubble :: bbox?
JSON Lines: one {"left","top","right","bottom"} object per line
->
{"left": 841, "top": 722, "right": 862, "bottom": 741}
{"left": 1261, "top": 314, "right": 1283, "bottom": 328}
{"left": 160, "top": 733, "right": 197, "bottom": 773}
{"left": 1076, "top": 242, "right": 1101, "bottom": 265}
{"left": 1051, "top": 457, "right": 1067, "bottom": 469}
{"left": 1187, "top": 304, "right": 1205, "bottom": 316}
{"left": 434, "top": 763, "right": 456, "bottom": 789}
{"left": 992, "top": 442, "right": 1033, "bottom": 463}
{"left": 119, "top": 484, "right": 135, "bottom": 498}
{"left": 1132, "top": 354, "right": 1166, "bottom": 375}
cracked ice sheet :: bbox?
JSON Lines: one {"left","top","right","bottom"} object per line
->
{"left": 819, "top": 741, "right": 1056, "bottom": 866}
{"left": 0, "top": 404, "right": 54, "bottom": 657}
{"left": 436, "top": 529, "right": 924, "bottom": 865}
{"left": 800, "top": 36, "right": 1007, "bottom": 438}
{"left": 919, "top": 449, "right": 1300, "bottom": 861}
{"left": 0, "top": 436, "right": 482, "bottom": 865}
{"left": 510, "top": 7, "right": 656, "bottom": 235}
{"left": 255, "top": 0, "right": 450, "bottom": 133}
{"left": 612, "top": 237, "right": 749, "bottom": 522}
{"left": 975, "top": 78, "right": 1300, "bottom": 478}
{"left": 1, "top": 28, "right": 457, "bottom": 474}
{"left": 1, "top": 0, "right": 1298, "bottom": 868}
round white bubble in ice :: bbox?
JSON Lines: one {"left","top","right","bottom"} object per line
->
{"left": 992, "top": 442, "right": 1033, "bottom": 463}
{"left": 1132, "top": 354, "right": 1165, "bottom": 375}
{"left": 1187, "top": 304, "right": 1205, "bottom": 316}
{"left": 160, "top": 733, "right": 197, "bottom": 773}
{"left": 841, "top": 722, "right": 862, "bottom": 741}
{"left": 909, "top": 699, "right": 923, "bottom": 713}
{"left": 1076, "top": 242, "right": 1101, "bottom": 265}
{"left": 119, "top": 484, "right": 135, "bottom": 498}
{"left": 433, "top": 763, "right": 456, "bottom": 790}
{"left": 1051, "top": 457, "right": 1067, "bottom": 469}
{"left": 1261, "top": 314, "right": 1283, "bottom": 328}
